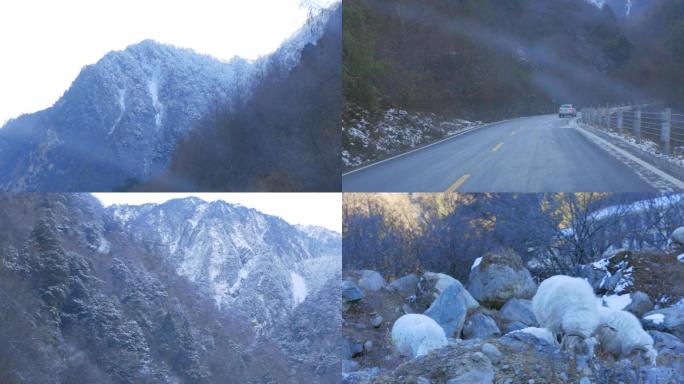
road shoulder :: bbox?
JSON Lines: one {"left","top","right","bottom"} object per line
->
{"left": 574, "top": 120, "right": 684, "bottom": 191}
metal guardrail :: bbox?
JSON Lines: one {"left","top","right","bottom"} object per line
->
{"left": 580, "top": 105, "right": 684, "bottom": 156}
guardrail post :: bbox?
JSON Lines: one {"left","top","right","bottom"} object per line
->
{"left": 617, "top": 108, "right": 623, "bottom": 135}
{"left": 661, "top": 108, "right": 672, "bottom": 155}
{"left": 602, "top": 107, "right": 608, "bottom": 129}
{"left": 595, "top": 108, "right": 600, "bottom": 127}
{"left": 634, "top": 106, "right": 642, "bottom": 143}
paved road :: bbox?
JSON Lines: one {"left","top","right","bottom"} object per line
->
{"left": 342, "top": 114, "right": 657, "bottom": 192}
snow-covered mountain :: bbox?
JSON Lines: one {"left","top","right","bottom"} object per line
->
{"left": 108, "top": 197, "right": 341, "bottom": 333}
{"left": 0, "top": 7, "right": 334, "bottom": 192}
{"left": 0, "top": 193, "right": 341, "bottom": 383}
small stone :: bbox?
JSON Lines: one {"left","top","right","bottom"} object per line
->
{"left": 351, "top": 342, "right": 364, "bottom": 357}
{"left": 580, "top": 378, "right": 591, "bottom": 384}
{"left": 342, "top": 280, "right": 364, "bottom": 303}
{"left": 358, "top": 270, "right": 385, "bottom": 292}
{"left": 363, "top": 340, "right": 373, "bottom": 352}
{"left": 371, "top": 314, "right": 384, "bottom": 328}
{"left": 481, "top": 343, "right": 502, "bottom": 364}
{"left": 505, "top": 321, "right": 528, "bottom": 333}
{"left": 528, "top": 380, "right": 535, "bottom": 384}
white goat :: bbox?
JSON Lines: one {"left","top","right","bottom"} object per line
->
{"left": 532, "top": 275, "right": 600, "bottom": 356}
{"left": 391, "top": 314, "right": 448, "bottom": 358}
{"left": 596, "top": 307, "right": 657, "bottom": 366}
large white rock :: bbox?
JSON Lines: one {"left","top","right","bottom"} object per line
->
{"left": 358, "top": 270, "right": 385, "bottom": 292}
{"left": 672, "top": 227, "right": 684, "bottom": 247}
{"left": 391, "top": 314, "right": 448, "bottom": 358}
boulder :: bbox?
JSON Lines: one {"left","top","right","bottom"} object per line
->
{"left": 624, "top": 291, "right": 654, "bottom": 318}
{"left": 467, "top": 249, "right": 537, "bottom": 308}
{"left": 358, "top": 270, "right": 385, "bottom": 292}
{"left": 574, "top": 264, "right": 608, "bottom": 291}
{"left": 505, "top": 321, "right": 528, "bottom": 333}
{"left": 671, "top": 227, "right": 684, "bottom": 247}
{"left": 416, "top": 272, "right": 461, "bottom": 310}
{"left": 391, "top": 314, "right": 448, "bottom": 358}
{"left": 462, "top": 313, "right": 501, "bottom": 340}
{"left": 446, "top": 352, "right": 494, "bottom": 384}
{"left": 500, "top": 298, "right": 537, "bottom": 326}
{"left": 342, "top": 367, "right": 383, "bottom": 384}
{"left": 648, "top": 330, "right": 684, "bottom": 354}
{"left": 500, "top": 329, "right": 559, "bottom": 352}
{"left": 481, "top": 343, "right": 502, "bottom": 364}
{"left": 642, "top": 306, "right": 684, "bottom": 340}
{"left": 424, "top": 279, "right": 479, "bottom": 337}
{"left": 389, "top": 273, "right": 419, "bottom": 297}
{"left": 508, "top": 327, "right": 557, "bottom": 346}
{"left": 342, "top": 280, "right": 364, "bottom": 303}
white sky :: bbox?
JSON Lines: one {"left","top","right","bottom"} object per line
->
{"left": 0, "top": 0, "right": 337, "bottom": 125}
{"left": 92, "top": 193, "right": 342, "bottom": 233}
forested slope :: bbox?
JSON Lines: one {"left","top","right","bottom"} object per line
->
{"left": 343, "top": 0, "right": 684, "bottom": 122}
{"left": 143, "top": 5, "right": 342, "bottom": 191}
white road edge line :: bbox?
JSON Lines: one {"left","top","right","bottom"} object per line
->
{"left": 342, "top": 117, "right": 524, "bottom": 177}
{"left": 574, "top": 121, "right": 684, "bottom": 190}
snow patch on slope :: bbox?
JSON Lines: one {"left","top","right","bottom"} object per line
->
{"left": 291, "top": 272, "right": 307, "bottom": 307}
{"left": 598, "top": 294, "right": 632, "bottom": 310}
{"left": 229, "top": 259, "right": 255, "bottom": 296}
{"left": 108, "top": 88, "right": 126, "bottom": 135}
{"left": 645, "top": 313, "right": 665, "bottom": 325}
{"left": 147, "top": 77, "right": 163, "bottom": 129}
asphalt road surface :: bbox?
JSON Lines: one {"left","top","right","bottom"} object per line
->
{"left": 342, "top": 115, "right": 658, "bottom": 192}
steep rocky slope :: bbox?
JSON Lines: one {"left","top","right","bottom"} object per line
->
{"left": 0, "top": 194, "right": 341, "bottom": 383}
{"left": 107, "top": 198, "right": 341, "bottom": 333}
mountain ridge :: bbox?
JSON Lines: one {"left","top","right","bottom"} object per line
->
{"left": 0, "top": 193, "right": 340, "bottom": 383}
{"left": 0, "top": 6, "right": 335, "bottom": 192}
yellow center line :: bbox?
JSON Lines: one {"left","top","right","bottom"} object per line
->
{"left": 446, "top": 174, "right": 470, "bottom": 193}
{"left": 492, "top": 142, "right": 504, "bottom": 152}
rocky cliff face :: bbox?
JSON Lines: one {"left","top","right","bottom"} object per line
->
{"left": 0, "top": 194, "right": 341, "bottom": 383}
{"left": 108, "top": 198, "right": 341, "bottom": 333}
